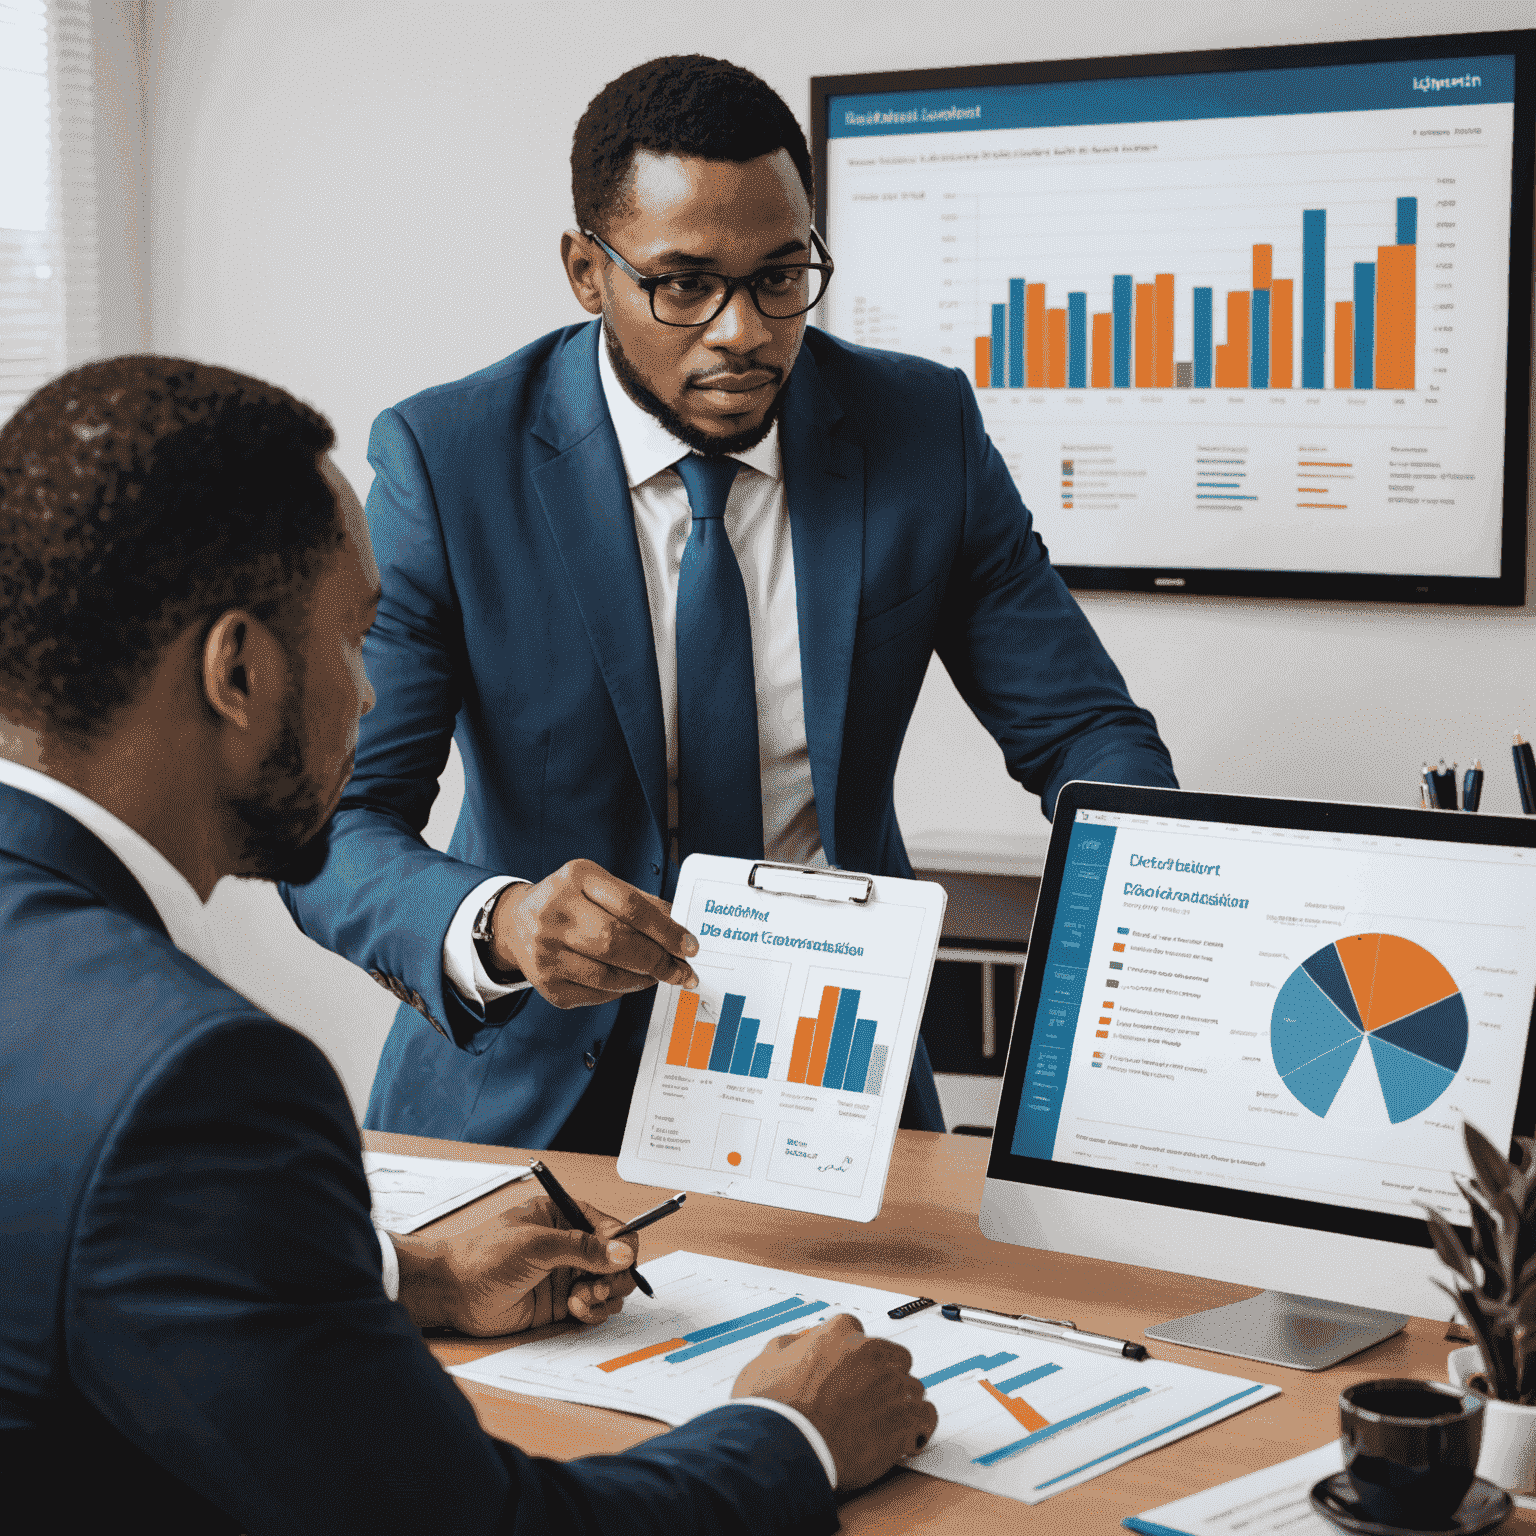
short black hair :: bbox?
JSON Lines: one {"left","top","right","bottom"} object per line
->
{"left": 572, "top": 55, "right": 814, "bottom": 237}
{"left": 0, "top": 355, "right": 341, "bottom": 750}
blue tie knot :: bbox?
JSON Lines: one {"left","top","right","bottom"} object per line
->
{"left": 675, "top": 453, "right": 742, "bottom": 522}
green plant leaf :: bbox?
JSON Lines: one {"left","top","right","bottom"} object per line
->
{"left": 1467, "top": 1122, "right": 1515, "bottom": 1200}
{"left": 1425, "top": 1207, "right": 1477, "bottom": 1284}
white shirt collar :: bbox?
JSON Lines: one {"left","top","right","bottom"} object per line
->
{"left": 0, "top": 756, "right": 221, "bottom": 971}
{"left": 596, "top": 321, "right": 782, "bottom": 491}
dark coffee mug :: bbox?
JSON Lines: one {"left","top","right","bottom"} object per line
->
{"left": 1339, "top": 1378, "right": 1484, "bottom": 1529}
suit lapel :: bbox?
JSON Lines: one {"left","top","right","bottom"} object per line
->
{"left": 781, "top": 344, "right": 864, "bottom": 869}
{"left": 0, "top": 781, "right": 169, "bottom": 937}
{"left": 529, "top": 324, "right": 669, "bottom": 843}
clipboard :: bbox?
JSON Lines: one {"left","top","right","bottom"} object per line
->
{"left": 618, "top": 854, "right": 947, "bottom": 1222}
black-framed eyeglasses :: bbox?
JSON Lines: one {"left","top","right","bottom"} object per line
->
{"left": 583, "top": 227, "right": 834, "bottom": 327}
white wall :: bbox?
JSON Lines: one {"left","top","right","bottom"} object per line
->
{"left": 136, "top": 0, "right": 1536, "bottom": 1113}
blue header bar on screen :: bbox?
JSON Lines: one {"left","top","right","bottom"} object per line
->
{"left": 827, "top": 54, "right": 1514, "bottom": 139}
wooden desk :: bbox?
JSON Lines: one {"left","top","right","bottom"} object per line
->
{"left": 371, "top": 1127, "right": 1533, "bottom": 1533}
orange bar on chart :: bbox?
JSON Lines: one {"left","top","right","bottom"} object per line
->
{"left": 786, "top": 1016, "right": 817, "bottom": 1084}
{"left": 686, "top": 1005, "right": 716, "bottom": 1070}
{"left": 1091, "top": 312, "right": 1112, "bottom": 386}
{"left": 1215, "top": 292, "right": 1250, "bottom": 388}
{"left": 1134, "top": 283, "right": 1155, "bottom": 387}
{"left": 1270, "top": 278, "right": 1294, "bottom": 389}
{"left": 1153, "top": 273, "right": 1174, "bottom": 387}
{"left": 1252, "top": 243, "right": 1272, "bottom": 291}
{"left": 981, "top": 1379, "right": 1050, "bottom": 1432}
{"left": 1375, "top": 245, "right": 1416, "bottom": 390}
{"left": 974, "top": 337, "right": 990, "bottom": 389}
{"left": 598, "top": 1338, "right": 690, "bottom": 1373}
{"left": 666, "top": 990, "right": 700, "bottom": 1066}
{"left": 1334, "top": 301, "right": 1354, "bottom": 388}
{"left": 1046, "top": 309, "right": 1067, "bottom": 388}
{"left": 805, "top": 986, "right": 841, "bottom": 1088}
{"left": 1026, "top": 283, "right": 1046, "bottom": 387}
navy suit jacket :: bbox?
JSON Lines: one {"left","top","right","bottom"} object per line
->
{"left": 0, "top": 783, "right": 835, "bottom": 1535}
{"left": 283, "top": 321, "right": 1175, "bottom": 1147}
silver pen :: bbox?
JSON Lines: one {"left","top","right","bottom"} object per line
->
{"left": 941, "top": 1303, "right": 1148, "bottom": 1360}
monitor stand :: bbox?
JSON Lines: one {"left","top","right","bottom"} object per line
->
{"left": 1144, "top": 1290, "right": 1409, "bottom": 1371}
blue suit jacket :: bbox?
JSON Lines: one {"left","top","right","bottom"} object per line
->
{"left": 283, "top": 322, "right": 1175, "bottom": 1147}
{"left": 0, "top": 782, "right": 835, "bottom": 1535}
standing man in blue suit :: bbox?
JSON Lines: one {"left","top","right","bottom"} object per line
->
{"left": 285, "top": 55, "right": 1176, "bottom": 1155}
{"left": 0, "top": 355, "right": 936, "bottom": 1532}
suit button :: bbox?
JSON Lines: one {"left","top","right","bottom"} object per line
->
{"left": 584, "top": 1050, "right": 598, "bottom": 1070}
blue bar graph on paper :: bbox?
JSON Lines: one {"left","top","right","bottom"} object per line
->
{"left": 972, "top": 1386, "right": 1152, "bottom": 1466}
{"left": 1008, "top": 278, "right": 1025, "bottom": 388}
{"left": 678, "top": 1297, "right": 806, "bottom": 1346}
{"left": 1353, "top": 262, "right": 1375, "bottom": 389}
{"left": 993, "top": 1362, "right": 1061, "bottom": 1394}
{"left": 919, "top": 1350, "right": 1019, "bottom": 1389}
{"left": 666, "top": 1299, "right": 830, "bottom": 1362}
{"left": 708, "top": 994, "right": 745, "bottom": 1072}
{"left": 749, "top": 1042, "right": 772, "bottom": 1078}
{"left": 1193, "top": 287, "right": 1212, "bottom": 388}
{"left": 1397, "top": 195, "right": 1417, "bottom": 245}
{"left": 821, "top": 988, "right": 862, "bottom": 1090}
{"left": 843, "top": 1020, "right": 877, "bottom": 1095}
{"left": 1067, "top": 293, "right": 1087, "bottom": 388}
{"left": 729, "top": 1019, "right": 760, "bottom": 1076}
{"left": 1302, "top": 209, "right": 1325, "bottom": 389}
{"left": 990, "top": 304, "right": 1005, "bottom": 389}
{"left": 1251, "top": 288, "right": 1270, "bottom": 388}
{"left": 1112, "top": 275, "right": 1132, "bottom": 387}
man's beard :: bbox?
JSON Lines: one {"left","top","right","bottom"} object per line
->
{"left": 605, "top": 324, "right": 788, "bottom": 458}
{"left": 223, "top": 684, "right": 335, "bottom": 886}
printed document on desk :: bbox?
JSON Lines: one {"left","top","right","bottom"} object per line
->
{"left": 1124, "top": 1442, "right": 1341, "bottom": 1536}
{"left": 363, "top": 1151, "right": 529, "bottom": 1233}
{"left": 618, "top": 855, "right": 946, "bottom": 1222}
{"left": 451, "top": 1251, "right": 1279, "bottom": 1505}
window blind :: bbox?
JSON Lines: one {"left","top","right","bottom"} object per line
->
{"left": 0, "top": 0, "right": 99, "bottom": 424}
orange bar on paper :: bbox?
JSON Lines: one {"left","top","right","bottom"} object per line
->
{"left": 1270, "top": 278, "right": 1294, "bottom": 389}
{"left": 1154, "top": 273, "right": 1174, "bottom": 387}
{"left": 806, "top": 986, "right": 841, "bottom": 1088}
{"left": 1134, "top": 283, "right": 1155, "bottom": 388}
{"left": 598, "top": 1338, "right": 689, "bottom": 1373}
{"left": 974, "top": 337, "right": 990, "bottom": 389}
{"left": 1091, "top": 313, "right": 1112, "bottom": 386}
{"left": 666, "top": 990, "right": 700, "bottom": 1066}
{"left": 1215, "top": 292, "right": 1250, "bottom": 388}
{"left": 1026, "top": 284, "right": 1046, "bottom": 386}
{"left": 1046, "top": 309, "right": 1067, "bottom": 387}
{"left": 981, "top": 1379, "right": 1050, "bottom": 1432}
{"left": 1376, "top": 245, "right": 1415, "bottom": 390}
{"left": 686, "top": 1006, "right": 716, "bottom": 1070}
{"left": 1334, "top": 301, "right": 1354, "bottom": 388}
{"left": 1252, "top": 243, "right": 1272, "bottom": 291}
{"left": 787, "top": 1016, "right": 817, "bottom": 1084}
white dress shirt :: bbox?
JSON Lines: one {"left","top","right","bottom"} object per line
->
{"left": 443, "top": 324, "right": 824, "bottom": 1007}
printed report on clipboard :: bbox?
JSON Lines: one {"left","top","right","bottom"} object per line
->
{"left": 619, "top": 854, "right": 946, "bottom": 1222}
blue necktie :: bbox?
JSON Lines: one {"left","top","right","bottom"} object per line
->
{"left": 673, "top": 454, "right": 764, "bottom": 877}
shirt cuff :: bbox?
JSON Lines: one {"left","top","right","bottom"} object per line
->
{"left": 444, "top": 875, "right": 532, "bottom": 1006}
{"left": 730, "top": 1398, "right": 838, "bottom": 1490}
{"left": 376, "top": 1225, "right": 400, "bottom": 1302}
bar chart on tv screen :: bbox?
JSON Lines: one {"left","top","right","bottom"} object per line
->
{"left": 822, "top": 54, "right": 1516, "bottom": 576}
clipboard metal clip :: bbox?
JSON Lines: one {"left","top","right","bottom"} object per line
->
{"left": 747, "top": 861, "right": 873, "bottom": 905}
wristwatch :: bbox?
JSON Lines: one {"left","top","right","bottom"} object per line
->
{"left": 472, "top": 886, "right": 521, "bottom": 983}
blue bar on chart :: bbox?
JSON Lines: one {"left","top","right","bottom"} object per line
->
{"left": 708, "top": 993, "right": 745, "bottom": 1072}
{"left": 1067, "top": 293, "right": 1087, "bottom": 388}
{"left": 1112, "top": 275, "right": 1132, "bottom": 387}
{"left": 993, "top": 1362, "right": 1062, "bottom": 1394}
{"left": 990, "top": 305, "right": 1005, "bottom": 388}
{"left": 920, "top": 1350, "right": 1019, "bottom": 1389}
{"left": 1192, "top": 287, "right": 1213, "bottom": 388}
{"left": 1302, "top": 208, "right": 1326, "bottom": 389}
{"left": 749, "top": 1042, "right": 772, "bottom": 1078}
{"left": 822, "top": 988, "right": 862, "bottom": 1090}
{"left": 843, "top": 1020, "right": 877, "bottom": 1094}
{"left": 665, "top": 1298, "right": 830, "bottom": 1362}
{"left": 1353, "top": 262, "right": 1375, "bottom": 389}
{"left": 972, "top": 1386, "right": 1152, "bottom": 1467}
{"left": 1251, "top": 288, "right": 1270, "bottom": 389}
{"left": 1008, "top": 278, "right": 1025, "bottom": 388}
{"left": 729, "top": 1019, "right": 760, "bottom": 1076}
{"left": 1397, "top": 195, "right": 1417, "bottom": 245}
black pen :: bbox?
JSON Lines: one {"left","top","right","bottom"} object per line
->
{"left": 1463, "top": 761, "right": 1484, "bottom": 813}
{"left": 528, "top": 1159, "right": 654, "bottom": 1299}
{"left": 613, "top": 1193, "right": 686, "bottom": 1239}
{"left": 1516, "top": 736, "right": 1536, "bottom": 815}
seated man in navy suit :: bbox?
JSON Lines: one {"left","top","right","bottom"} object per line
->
{"left": 284, "top": 54, "right": 1178, "bottom": 1156}
{"left": 0, "top": 356, "right": 937, "bottom": 1533}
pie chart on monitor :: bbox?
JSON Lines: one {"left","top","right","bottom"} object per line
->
{"left": 1270, "top": 934, "right": 1467, "bottom": 1124}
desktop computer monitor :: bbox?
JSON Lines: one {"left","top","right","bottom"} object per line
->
{"left": 981, "top": 783, "right": 1536, "bottom": 1369}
